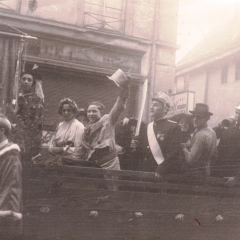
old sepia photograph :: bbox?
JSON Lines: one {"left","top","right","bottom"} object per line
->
{"left": 0, "top": 0, "right": 240, "bottom": 239}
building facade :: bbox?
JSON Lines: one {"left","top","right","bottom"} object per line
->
{"left": 0, "top": 0, "right": 179, "bottom": 126}
{"left": 176, "top": 17, "right": 240, "bottom": 127}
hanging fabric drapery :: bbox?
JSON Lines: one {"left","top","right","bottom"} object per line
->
{"left": 0, "top": 29, "right": 37, "bottom": 113}
{"left": 12, "top": 38, "right": 26, "bottom": 114}
{"left": 0, "top": 36, "right": 18, "bottom": 113}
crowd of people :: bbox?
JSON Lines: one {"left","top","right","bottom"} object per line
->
{"left": 2, "top": 66, "right": 240, "bottom": 179}
{"left": 1, "top": 67, "right": 240, "bottom": 238}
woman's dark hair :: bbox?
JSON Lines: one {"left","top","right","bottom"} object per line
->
{"left": 171, "top": 113, "right": 194, "bottom": 134}
{"left": 178, "top": 115, "right": 194, "bottom": 134}
{"left": 87, "top": 101, "right": 105, "bottom": 114}
{"left": 57, "top": 98, "right": 79, "bottom": 115}
{"left": 20, "top": 71, "right": 36, "bottom": 86}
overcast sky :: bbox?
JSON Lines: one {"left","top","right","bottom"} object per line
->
{"left": 176, "top": 0, "right": 238, "bottom": 63}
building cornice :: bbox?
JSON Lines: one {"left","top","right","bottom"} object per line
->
{"left": 0, "top": 11, "right": 150, "bottom": 53}
{"left": 0, "top": 11, "right": 180, "bottom": 53}
{"left": 176, "top": 46, "right": 240, "bottom": 76}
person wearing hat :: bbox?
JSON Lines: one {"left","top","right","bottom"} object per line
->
{"left": 213, "top": 102, "right": 240, "bottom": 177}
{"left": 181, "top": 103, "right": 217, "bottom": 177}
{"left": 76, "top": 69, "right": 130, "bottom": 172}
{"left": 0, "top": 114, "right": 22, "bottom": 239}
{"left": 170, "top": 113, "right": 194, "bottom": 143}
{"left": 132, "top": 91, "right": 182, "bottom": 177}
{"left": 76, "top": 108, "right": 89, "bottom": 126}
{"left": 12, "top": 65, "right": 44, "bottom": 161}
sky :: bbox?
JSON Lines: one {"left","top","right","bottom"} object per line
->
{"left": 176, "top": 0, "right": 239, "bottom": 63}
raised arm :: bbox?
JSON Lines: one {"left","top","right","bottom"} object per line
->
{"left": 108, "top": 86, "right": 129, "bottom": 125}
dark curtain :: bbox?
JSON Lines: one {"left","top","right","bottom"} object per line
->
{"left": 0, "top": 36, "right": 18, "bottom": 112}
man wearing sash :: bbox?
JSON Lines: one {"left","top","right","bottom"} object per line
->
{"left": 133, "top": 92, "right": 182, "bottom": 176}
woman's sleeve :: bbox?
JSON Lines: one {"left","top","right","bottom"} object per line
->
{"left": 108, "top": 87, "right": 129, "bottom": 125}
{"left": 49, "top": 123, "right": 60, "bottom": 148}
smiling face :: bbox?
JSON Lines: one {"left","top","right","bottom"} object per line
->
{"left": 150, "top": 100, "right": 165, "bottom": 120}
{"left": 179, "top": 118, "right": 190, "bottom": 132}
{"left": 87, "top": 105, "right": 102, "bottom": 123}
{"left": 62, "top": 104, "right": 75, "bottom": 121}
{"left": 20, "top": 74, "right": 34, "bottom": 93}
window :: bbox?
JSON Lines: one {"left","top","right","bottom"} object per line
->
{"left": 176, "top": 76, "right": 187, "bottom": 93}
{"left": 235, "top": 61, "right": 240, "bottom": 81}
{"left": 84, "top": 0, "right": 126, "bottom": 32}
{"left": 221, "top": 65, "right": 228, "bottom": 84}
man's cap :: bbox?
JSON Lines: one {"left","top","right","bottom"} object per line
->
{"left": 189, "top": 103, "right": 213, "bottom": 117}
{"left": 152, "top": 91, "right": 172, "bottom": 106}
{"left": 77, "top": 108, "right": 87, "bottom": 117}
{"left": 0, "top": 114, "right": 11, "bottom": 130}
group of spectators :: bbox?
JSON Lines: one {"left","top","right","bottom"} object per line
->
{"left": 1, "top": 67, "right": 240, "bottom": 238}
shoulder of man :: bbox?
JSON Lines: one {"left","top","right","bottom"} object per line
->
{"left": 0, "top": 143, "right": 21, "bottom": 158}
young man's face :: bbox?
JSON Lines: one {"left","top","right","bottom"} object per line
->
{"left": 87, "top": 105, "right": 102, "bottom": 123}
{"left": 193, "top": 115, "right": 208, "bottom": 129}
{"left": 21, "top": 74, "right": 34, "bottom": 93}
{"left": 150, "top": 100, "right": 165, "bottom": 120}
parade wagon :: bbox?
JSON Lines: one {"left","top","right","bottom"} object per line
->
{"left": 22, "top": 163, "right": 240, "bottom": 240}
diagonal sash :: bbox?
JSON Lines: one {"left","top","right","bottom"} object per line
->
{"left": 147, "top": 122, "right": 165, "bottom": 165}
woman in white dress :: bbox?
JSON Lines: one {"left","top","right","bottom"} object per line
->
{"left": 49, "top": 98, "right": 84, "bottom": 159}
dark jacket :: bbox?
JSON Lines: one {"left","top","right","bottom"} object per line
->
{"left": 141, "top": 118, "right": 182, "bottom": 175}
{"left": 214, "top": 125, "right": 240, "bottom": 176}
{"left": 115, "top": 120, "right": 146, "bottom": 171}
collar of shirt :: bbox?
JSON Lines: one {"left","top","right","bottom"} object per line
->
{"left": 0, "top": 139, "right": 9, "bottom": 149}
{"left": 154, "top": 117, "right": 167, "bottom": 124}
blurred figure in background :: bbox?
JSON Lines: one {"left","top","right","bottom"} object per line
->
{"left": 76, "top": 108, "right": 89, "bottom": 127}
{"left": 115, "top": 118, "right": 146, "bottom": 171}
{"left": 181, "top": 103, "right": 217, "bottom": 178}
{"left": 213, "top": 103, "right": 240, "bottom": 177}
{"left": 170, "top": 113, "right": 194, "bottom": 143}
